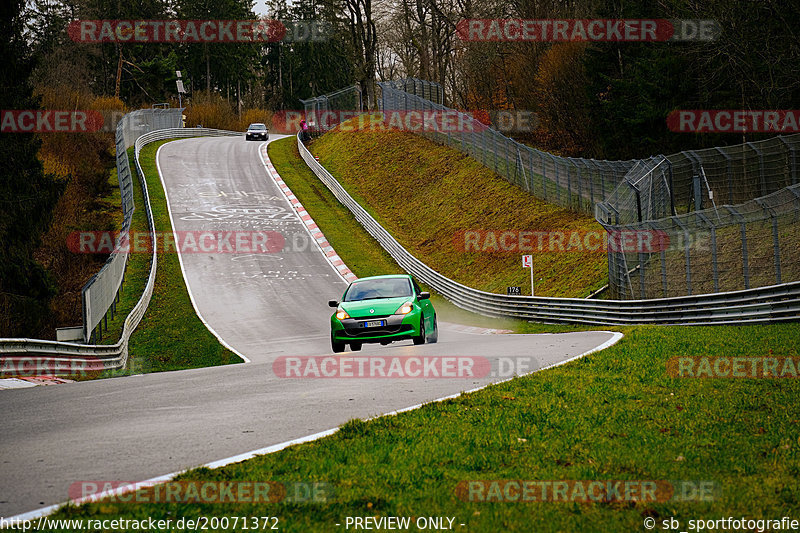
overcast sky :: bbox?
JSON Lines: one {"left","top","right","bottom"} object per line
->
{"left": 253, "top": 1, "right": 271, "bottom": 16}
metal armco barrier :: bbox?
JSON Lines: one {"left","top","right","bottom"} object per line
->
{"left": 0, "top": 127, "right": 242, "bottom": 374}
{"left": 298, "top": 134, "right": 800, "bottom": 325}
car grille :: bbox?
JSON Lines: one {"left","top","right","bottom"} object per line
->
{"left": 344, "top": 315, "right": 414, "bottom": 337}
{"left": 343, "top": 324, "right": 413, "bottom": 337}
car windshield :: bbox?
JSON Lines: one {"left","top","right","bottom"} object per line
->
{"left": 344, "top": 278, "right": 412, "bottom": 302}
{"left": 248, "top": 124, "right": 266, "bottom": 130}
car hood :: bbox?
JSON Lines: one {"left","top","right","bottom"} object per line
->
{"left": 339, "top": 297, "right": 411, "bottom": 318}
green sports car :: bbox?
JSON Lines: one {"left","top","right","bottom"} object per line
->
{"left": 328, "top": 274, "right": 438, "bottom": 353}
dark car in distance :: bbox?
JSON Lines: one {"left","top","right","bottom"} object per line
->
{"left": 245, "top": 123, "right": 269, "bottom": 141}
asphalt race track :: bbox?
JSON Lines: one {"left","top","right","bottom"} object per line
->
{"left": 0, "top": 135, "right": 619, "bottom": 518}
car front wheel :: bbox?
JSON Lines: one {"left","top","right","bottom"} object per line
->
{"left": 427, "top": 314, "right": 438, "bottom": 344}
{"left": 331, "top": 334, "right": 345, "bottom": 353}
{"left": 413, "top": 317, "right": 426, "bottom": 345}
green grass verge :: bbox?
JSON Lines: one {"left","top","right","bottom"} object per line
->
{"left": 101, "top": 140, "right": 241, "bottom": 376}
{"left": 53, "top": 324, "right": 800, "bottom": 531}
{"left": 98, "top": 147, "right": 149, "bottom": 345}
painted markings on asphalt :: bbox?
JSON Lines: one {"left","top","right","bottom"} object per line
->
{"left": 259, "top": 143, "right": 358, "bottom": 283}
{"left": 0, "top": 377, "right": 75, "bottom": 390}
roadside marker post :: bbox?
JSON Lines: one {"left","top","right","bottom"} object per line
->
{"left": 522, "top": 254, "right": 533, "bottom": 296}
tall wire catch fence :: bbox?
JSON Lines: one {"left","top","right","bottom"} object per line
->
{"left": 299, "top": 86, "right": 363, "bottom": 138}
{"left": 598, "top": 135, "right": 800, "bottom": 299}
{"left": 378, "top": 80, "right": 638, "bottom": 214}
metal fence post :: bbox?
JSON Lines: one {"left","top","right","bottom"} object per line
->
{"left": 599, "top": 160, "right": 608, "bottom": 202}
{"left": 552, "top": 155, "right": 561, "bottom": 205}
{"left": 565, "top": 159, "right": 573, "bottom": 208}
{"left": 672, "top": 216, "right": 692, "bottom": 295}
{"left": 574, "top": 159, "right": 584, "bottom": 210}
{"left": 714, "top": 147, "right": 734, "bottom": 203}
{"left": 778, "top": 136, "right": 798, "bottom": 186}
{"left": 697, "top": 212, "right": 719, "bottom": 292}
{"left": 650, "top": 221, "right": 669, "bottom": 297}
{"left": 746, "top": 142, "right": 767, "bottom": 196}
{"left": 756, "top": 199, "right": 782, "bottom": 285}
{"left": 726, "top": 206, "right": 750, "bottom": 289}
{"left": 528, "top": 147, "right": 535, "bottom": 194}
{"left": 540, "top": 152, "right": 548, "bottom": 201}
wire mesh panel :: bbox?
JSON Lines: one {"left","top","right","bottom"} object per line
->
{"left": 603, "top": 184, "right": 800, "bottom": 299}
{"left": 382, "top": 78, "right": 444, "bottom": 105}
{"left": 599, "top": 134, "right": 800, "bottom": 224}
{"left": 596, "top": 133, "right": 800, "bottom": 299}
{"left": 309, "top": 80, "right": 800, "bottom": 301}
{"left": 299, "top": 86, "right": 363, "bottom": 137}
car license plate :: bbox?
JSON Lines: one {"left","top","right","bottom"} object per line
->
{"left": 364, "top": 320, "right": 385, "bottom": 328}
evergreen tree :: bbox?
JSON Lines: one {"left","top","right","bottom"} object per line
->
{"left": 0, "top": 0, "right": 64, "bottom": 336}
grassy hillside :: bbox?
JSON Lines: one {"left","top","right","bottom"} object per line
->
{"left": 310, "top": 119, "right": 608, "bottom": 298}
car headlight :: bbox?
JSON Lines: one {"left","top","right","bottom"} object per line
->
{"left": 336, "top": 309, "right": 350, "bottom": 320}
{"left": 395, "top": 301, "right": 414, "bottom": 315}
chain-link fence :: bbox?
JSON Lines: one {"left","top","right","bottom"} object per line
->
{"left": 299, "top": 86, "right": 363, "bottom": 138}
{"left": 597, "top": 134, "right": 800, "bottom": 299}
{"left": 380, "top": 78, "right": 444, "bottom": 105}
{"left": 604, "top": 183, "right": 800, "bottom": 299}
{"left": 378, "top": 80, "right": 638, "bottom": 214}
{"left": 81, "top": 107, "right": 184, "bottom": 342}
{"left": 597, "top": 134, "right": 800, "bottom": 227}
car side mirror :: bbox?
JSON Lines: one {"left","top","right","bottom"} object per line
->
{"left": 418, "top": 292, "right": 430, "bottom": 300}
{"left": 328, "top": 300, "right": 339, "bottom": 307}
